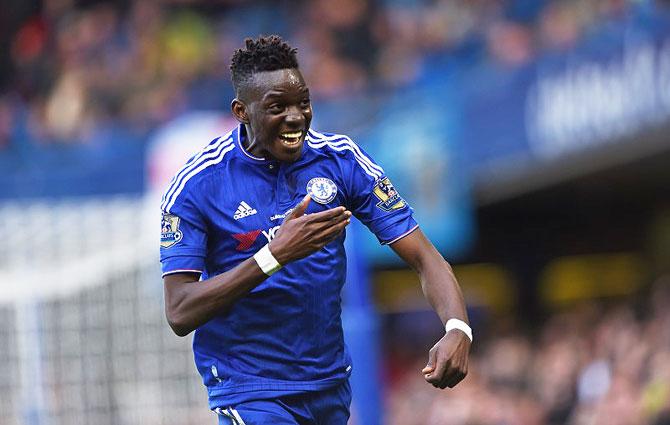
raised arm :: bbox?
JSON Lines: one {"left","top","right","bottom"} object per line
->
{"left": 163, "top": 195, "right": 351, "bottom": 336}
{"left": 390, "top": 228, "right": 471, "bottom": 389}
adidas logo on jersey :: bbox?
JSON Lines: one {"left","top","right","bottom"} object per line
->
{"left": 234, "top": 201, "right": 257, "bottom": 220}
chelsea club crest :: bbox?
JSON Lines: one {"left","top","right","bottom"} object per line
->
{"left": 306, "top": 177, "right": 338, "bottom": 204}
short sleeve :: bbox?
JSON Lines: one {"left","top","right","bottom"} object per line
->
{"left": 160, "top": 189, "right": 208, "bottom": 277}
{"left": 346, "top": 144, "right": 418, "bottom": 244}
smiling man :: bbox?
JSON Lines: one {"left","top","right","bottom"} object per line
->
{"left": 160, "top": 35, "right": 471, "bottom": 425}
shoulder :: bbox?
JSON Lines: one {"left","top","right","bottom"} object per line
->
{"left": 306, "top": 129, "right": 384, "bottom": 179}
{"left": 161, "top": 130, "right": 237, "bottom": 212}
{"left": 306, "top": 128, "right": 357, "bottom": 152}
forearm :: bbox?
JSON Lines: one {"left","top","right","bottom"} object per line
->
{"left": 418, "top": 258, "right": 469, "bottom": 326}
{"left": 417, "top": 253, "right": 472, "bottom": 389}
{"left": 391, "top": 229, "right": 468, "bottom": 326}
{"left": 393, "top": 229, "right": 471, "bottom": 388}
{"left": 165, "top": 257, "right": 268, "bottom": 336}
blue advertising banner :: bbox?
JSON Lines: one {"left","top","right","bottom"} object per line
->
{"left": 463, "top": 12, "right": 670, "bottom": 174}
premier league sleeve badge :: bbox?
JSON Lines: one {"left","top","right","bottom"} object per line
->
{"left": 306, "top": 177, "right": 338, "bottom": 204}
{"left": 161, "top": 213, "right": 184, "bottom": 248}
{"left": 373, "top": 177, "right": 406, "bottom": 211}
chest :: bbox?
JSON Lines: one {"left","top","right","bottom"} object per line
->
{"left": 202, "top": 161, "right": 347, "bottom": 253}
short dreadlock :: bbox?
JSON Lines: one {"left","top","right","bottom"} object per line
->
{"left": 230, "top": 35, "right": 299, "bottom": 96}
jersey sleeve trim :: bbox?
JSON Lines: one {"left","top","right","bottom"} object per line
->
{"left": 161, "top": 132, "right": 235, "bottom": 212}
{"left": 161, "top": 247, "right": 206, "bottom": 256}
{"left": 307, "top": 130, "right": 384, "bottom": 180}
{"left": 382, "top": 224, "right": 419, "bottom": 245}
{"left": 161, "top": 269, "right": 203, "bottom": 278}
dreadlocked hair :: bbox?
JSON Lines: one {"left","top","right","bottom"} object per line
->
{"left": 230, "top": 35, "right": 299, "bottom": 94}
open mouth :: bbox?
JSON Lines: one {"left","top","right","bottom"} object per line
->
{"left": 278, "top": 131, "right": 304, "bottom": 147}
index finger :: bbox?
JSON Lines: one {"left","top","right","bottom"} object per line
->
{"left": 305, "top": 206, "right": 349, "bottom": 222}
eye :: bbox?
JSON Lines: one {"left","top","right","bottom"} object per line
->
{"left": 301, "top": 98, "right": 311, "bottom": 108}
{"left": 267, "top": 104, "right": 283, "bottom": 114}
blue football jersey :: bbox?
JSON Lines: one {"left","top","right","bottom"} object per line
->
{"left": 159, "top": 125, "right": 417, "bottom": 409}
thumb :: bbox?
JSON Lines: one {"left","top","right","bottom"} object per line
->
{"left": 288, "top": 194, "right": 311, "bottom": 220}
{"left": 422, "top": 350, "right": 436, "bottom": 375}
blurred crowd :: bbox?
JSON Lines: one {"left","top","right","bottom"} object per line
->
{"left": 1, "top": 0, "right": 668, "bottom": 150}
{"left": 384, "top": 277, "right": 670, "bottom": 425}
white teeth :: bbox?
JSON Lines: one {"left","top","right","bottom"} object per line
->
{"left": 281, "top": 131, "right": 302, "bottom": 138}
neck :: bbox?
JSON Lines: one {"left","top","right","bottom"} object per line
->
{"left": 242, "top": 124, "right": 265, "bottom": 158}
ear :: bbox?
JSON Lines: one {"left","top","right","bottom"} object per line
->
{"left": 231, "top": 99, "right": 249, "bottom": 124}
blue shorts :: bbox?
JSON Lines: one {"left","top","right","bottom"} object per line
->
{"left": 216, "top": 380, "right": 351, "bottom": 425}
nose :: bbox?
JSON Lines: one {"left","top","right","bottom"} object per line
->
{"left": 285, "top": 106, "right": 305, "bottom": 128}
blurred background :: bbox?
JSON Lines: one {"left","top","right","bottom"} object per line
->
{"left": 1, "top": 0, "right": 670, "bottom": 424}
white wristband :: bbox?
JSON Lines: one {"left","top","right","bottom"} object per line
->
{"left": 253, "top": 244, "right": 282, "bottom": 276}
{"left": 445, "top": 318, "right": 473, "bottom": 343}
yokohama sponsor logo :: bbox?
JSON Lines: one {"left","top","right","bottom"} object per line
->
{"left": 231, "top": 225, "right": 280, "bottom": 250}
{"left": 232, "top": 230, "right": 261, "bottom": 251}
{"left": 262, "top": 225, "right": 281, "bottom": 242}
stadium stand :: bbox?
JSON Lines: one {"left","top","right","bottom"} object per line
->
{"left": 383, "top": 279, "right": 670, "bottom": 425}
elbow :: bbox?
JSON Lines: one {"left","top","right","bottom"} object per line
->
{"left": 170, "top": 323, "right": 191, "bottom": 338}
{"left": 166, "top": 309, "right": 192, "bottom": 337}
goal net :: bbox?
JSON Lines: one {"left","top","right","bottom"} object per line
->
{"left": 0, "top": 195, "right": 212, "bottom": 425}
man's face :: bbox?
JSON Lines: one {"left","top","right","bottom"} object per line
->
{"left": 234, "top": 68, "right": 312, "bottom": 163}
